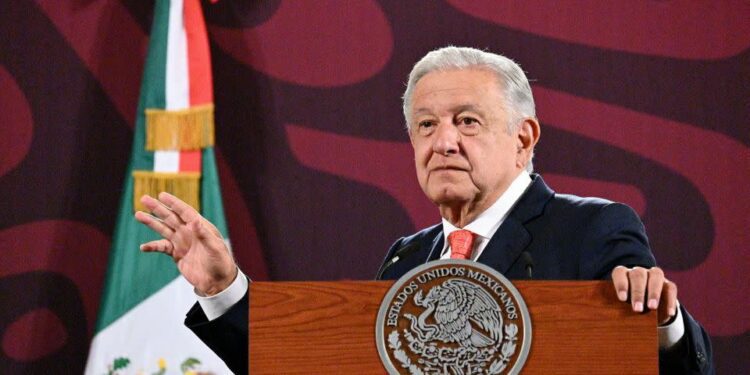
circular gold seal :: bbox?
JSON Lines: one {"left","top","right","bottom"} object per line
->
{"left": 376, "top": 260, "right": 532, "bottom": 374}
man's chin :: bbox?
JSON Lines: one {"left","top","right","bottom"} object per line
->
{"left": 427, "top": 188, "right": 475, "bottom": 206}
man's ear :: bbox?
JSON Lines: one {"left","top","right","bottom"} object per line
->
{"left": 516, "top": 118, "right": 540, "bottom": 167}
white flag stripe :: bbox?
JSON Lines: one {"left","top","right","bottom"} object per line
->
{"left": 84, "top": 277, "right": 232, "bottom": 374}
{"left": 154, "top": 150, "right": 180, "bottom": 172}
{"left": 165, "top": 0, "right": 190, "bottom": 111}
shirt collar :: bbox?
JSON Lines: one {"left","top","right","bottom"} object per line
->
{"left": 441, "top": 170, "right": 532, "bottom": 253}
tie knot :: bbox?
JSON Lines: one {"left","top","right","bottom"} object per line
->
{"left": 448, "top": 229, "right": 475, "bottom": 260}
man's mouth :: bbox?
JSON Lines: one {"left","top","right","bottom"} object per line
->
{"left": 430, "top": 166, "right": 467, "bottom": 172}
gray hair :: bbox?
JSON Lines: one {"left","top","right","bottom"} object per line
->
{"left": 402, "top": 46, "right": 537, "bottom": 171}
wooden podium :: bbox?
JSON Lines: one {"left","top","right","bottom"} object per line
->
{"left": 249, "top": 281, "right": 657, "bottom": 374}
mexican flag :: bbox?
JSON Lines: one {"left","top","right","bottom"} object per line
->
{"left": 85, "top": 0, "right": 232, "bottom": 373}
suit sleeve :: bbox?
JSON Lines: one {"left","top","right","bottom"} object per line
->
{"left": 659, "top": 306, "right": 714, "bottom": 374}
{"left": 185, "top": 291, "right": 248, "bottom": 375}
{"left": 578, "top": 203, "right": 655, "bottom": 280}
{"left": 579, "top": 203, "right": 714, "bottom": 374}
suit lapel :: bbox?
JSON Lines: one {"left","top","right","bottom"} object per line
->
{"left": 476, "top": 216, "right": 530, "bottom": 273}
{"left": 427, "top": 232, "right": 444, "bottom": 262}
{"left": 476, "top": 174, "right": 554, "bottom": 274}
{"left": 417, "top": 175, "right": 554, "bottom": 274}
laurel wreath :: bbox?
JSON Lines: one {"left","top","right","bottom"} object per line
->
{"left": 389, "top": 323, "right": 519, "bottom": 375}
{"left": 389, "top": 330, "right": 425, "bottom": 375}
{"left": 488, "top": 323, "right": 518, "bottom": 374}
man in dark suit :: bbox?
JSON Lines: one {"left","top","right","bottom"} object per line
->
{"left": 378, "top": 175, "right": 712, "bottom": 374}
{"left": 135, "top": 46, "right": 713, "bottom": 374}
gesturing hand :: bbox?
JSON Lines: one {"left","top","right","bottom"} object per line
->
{"left": 612, "top": 265, "right": 678, "bottom": 325}
{"left": 134, "top": 192, "right": 237, "bottom": 296}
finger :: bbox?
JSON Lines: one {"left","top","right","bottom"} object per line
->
{"left": 139, "top": 239, "right": 175, "bottom": 255}
{"left": 663, "top": 280, "right": 678, "bottom": 318}
{"left": 628, "top": 267, "right": 648, "bottom": 312}
{"left": 191, "top": 219, "right": 207, "bottom": 239}
{"left": 202, "top": 218, "right": 224, "bottom": 239}
{"left": 611, "top": 266, "right": 629, "bottom": 301}
{"left": 191, "top": 220, "right": 229, "bottom": 254}
{"left": 142, "top": 195, "right": 184, "bottom": 230}
{"left": 158, "top": 192, "right": 201, "bottom": 224}
{"left": 140, "top": 194, "right": 165, "bottom": 212}
{"left": 135, "top": 210, "right": 175, "bottom": 240}
{"left": 646, "top": 267, "right": 665, "bottom": 310}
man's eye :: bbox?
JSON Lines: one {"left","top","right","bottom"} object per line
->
{"left": 459, "top": 117, "right": 478, "bottom": 125}
{"left": 418, "top": 121, "right": 435, "bottom": 128}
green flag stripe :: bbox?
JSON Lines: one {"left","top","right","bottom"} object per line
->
{"left": 200, "top": 148, "right": 228, "bottom": 235}
{"left": 94, "top": 0, "right": 177, "bottom": 332}
{"left": 95, "top": 0, "right": 229, "bottom": 333}
{"left": 131, "top": 0, "right": 168, "bottom": 172}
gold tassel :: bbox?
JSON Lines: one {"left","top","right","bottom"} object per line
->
{"left": 132, "top": 171, "right": 201, "bottom": 212}
{"left": 145, "top": 104, "right": 214, "bottom": 151}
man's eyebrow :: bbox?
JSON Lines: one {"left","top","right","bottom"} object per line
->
{"left": 451, "top": 104, "right": 483, "bottom": 114}
{"left": 412, "top": 104, "right": 484, "bottom": 116}
{"left": 412, "top": 107, "right": 432, "bottom": 116}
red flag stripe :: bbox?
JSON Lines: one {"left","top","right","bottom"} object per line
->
{"left": 184, "top": 0, "right": 213, "bottom": 106}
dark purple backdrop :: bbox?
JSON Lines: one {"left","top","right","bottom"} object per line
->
{"left": 1, "top": 1, "right": 748, "bottom": 373}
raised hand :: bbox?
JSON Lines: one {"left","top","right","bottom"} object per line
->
{"left": 612, "top": 266, "right": 678, "bottom": 325}
{"left": 134, "top": 192, "right": 237, "bottom": 296}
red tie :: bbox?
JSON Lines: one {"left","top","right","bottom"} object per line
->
{"left": 448, "top": 230, "right": 475, "bottom": 260}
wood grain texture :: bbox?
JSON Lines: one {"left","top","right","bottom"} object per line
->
{"left": 250, "top": 281, "right": 657, "bottom": 374}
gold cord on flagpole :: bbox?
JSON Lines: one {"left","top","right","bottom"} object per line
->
{"left": 145, "top": 104, "right": 214, "bottom": 151}
{"left": 132, "top": 171, "right": 201, "bottom": 212}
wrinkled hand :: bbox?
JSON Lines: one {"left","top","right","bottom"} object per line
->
{"left": 134, "top": 192, "right": 237, "bottom": 296}
{"left": 612, "top": 266, "right": 678, "bottom": 325}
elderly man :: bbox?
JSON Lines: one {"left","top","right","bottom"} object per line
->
{"left": 135, "top": 47, "right": 713, "bottom": 374}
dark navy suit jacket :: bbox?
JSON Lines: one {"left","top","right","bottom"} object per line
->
{"left": 186, "top": 174, "right": 713, "bottom": 374}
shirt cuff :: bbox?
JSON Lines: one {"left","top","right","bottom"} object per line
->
{"left": 195, "top": 269, "right": 249, "bottom": 321}
{"left": 657, "top": 301, "right": 685, "bottom": 349}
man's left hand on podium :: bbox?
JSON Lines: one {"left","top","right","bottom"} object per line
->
{"left": 611, "top": 265, "right": 678, "bottom": 325}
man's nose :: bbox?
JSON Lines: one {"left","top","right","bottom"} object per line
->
{"left": 432, "top": 122, "right": 460, "bottom": 156}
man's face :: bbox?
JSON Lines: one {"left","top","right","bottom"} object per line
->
{"left": 408, "top": 69, "right": 526, "bottom": 214}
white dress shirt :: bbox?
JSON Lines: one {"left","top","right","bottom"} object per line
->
{"left": 196, "top": 268, "right": 249, "bottom": 321}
